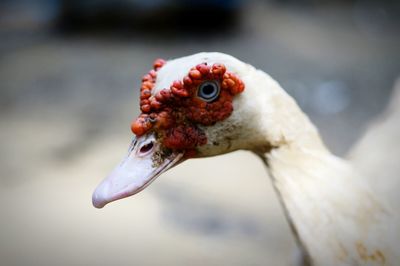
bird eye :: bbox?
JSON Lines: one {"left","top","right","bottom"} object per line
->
{"left": 197, "top": 81, "right": 220, "bottom": 102}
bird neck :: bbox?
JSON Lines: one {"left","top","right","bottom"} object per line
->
{"left": 257, "top": 124, "right": 394, "bottom": 266}
{"left": 250, "top": 73, "right": 395, "bottom": 265}
{"left": 259, "top": 143, "right": 345, "bottom": 265}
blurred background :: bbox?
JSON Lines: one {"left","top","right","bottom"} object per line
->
{"left": 0, "top": 0, "right": 399, "bottom": 265}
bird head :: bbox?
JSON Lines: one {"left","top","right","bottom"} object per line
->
{"left": 92, "top": 52, "right": 312, "bottom": 208}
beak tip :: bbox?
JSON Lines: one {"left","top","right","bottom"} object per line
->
{"left": 91, "top": 135, "right": 186, "bottom": 208}
{"left": 92, "top": 200, "right": 105, "bottom": 209}
{"left": 92, "top": 189, "right": 108, "bottom": 209}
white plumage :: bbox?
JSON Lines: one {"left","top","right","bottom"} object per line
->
{"left": 349, "top": 78, "right": 400, "bottom": 214}
{"left": 94, "top": 52, "right": 400, "bottom": 266}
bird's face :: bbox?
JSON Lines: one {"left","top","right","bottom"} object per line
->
{"left": 92, "top": 53, "right": 260, "bottom": 208}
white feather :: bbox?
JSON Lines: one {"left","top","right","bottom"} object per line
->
{"left": 154, "top": 52, "right": 400, "bottom": 265}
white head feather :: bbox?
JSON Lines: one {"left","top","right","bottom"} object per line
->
{"left": 94, "top": 52, "right": 400, "bottom": 265}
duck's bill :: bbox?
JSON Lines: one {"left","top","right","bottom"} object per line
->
{"left": 92, "top": 133, "right": 185, "bottom": 208}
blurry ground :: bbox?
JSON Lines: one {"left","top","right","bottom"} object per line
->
{"left": 0, "top": 1, "right": 399, "bottom": 266}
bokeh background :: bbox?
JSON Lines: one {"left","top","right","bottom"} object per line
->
{"left": 0, "top": 0, "right": 399, "bottom": 265}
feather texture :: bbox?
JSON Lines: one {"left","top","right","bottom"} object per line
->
{"left": 158, "top": 53, "right": 400, "bottom": 265}
{"left": 97, "top": 52, "right": 400, "bottom": 265}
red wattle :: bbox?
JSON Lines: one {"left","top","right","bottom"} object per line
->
{"left": 131, "top": 60, "right": 245, "bottom": 153}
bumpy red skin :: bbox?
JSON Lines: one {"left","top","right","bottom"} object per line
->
{"left": 130, "top": 59, "right": 245, "bottom": 155}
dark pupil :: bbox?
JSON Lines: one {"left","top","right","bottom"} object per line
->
{"left": 140, "top": 142, "right": 153, "bottom": 153}
{"left": 202, "top": 84, "right": 215, "bottom": 97}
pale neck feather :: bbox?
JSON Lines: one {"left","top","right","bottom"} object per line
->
{"left": 250, "top": 71, "right": 399, "bottom": 265}
{"left": 264, "top": 145, "right": 398, "bottom": 265}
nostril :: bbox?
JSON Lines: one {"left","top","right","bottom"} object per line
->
{"left": 139, "top": 142, "right": 154, "bottom": 154}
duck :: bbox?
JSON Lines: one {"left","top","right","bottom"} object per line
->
{"left": 92, "top": 52, "right": 399, "bottom": 266}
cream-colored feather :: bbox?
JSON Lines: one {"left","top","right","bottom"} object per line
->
{"left": 349, "top": 79, "right": 400, "bottom": 214}
{"left": 153, "top": 53, "right": 400, "bottom": 265}
{"left": 268, "top": 146, "right": 398, "bottom": 265}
